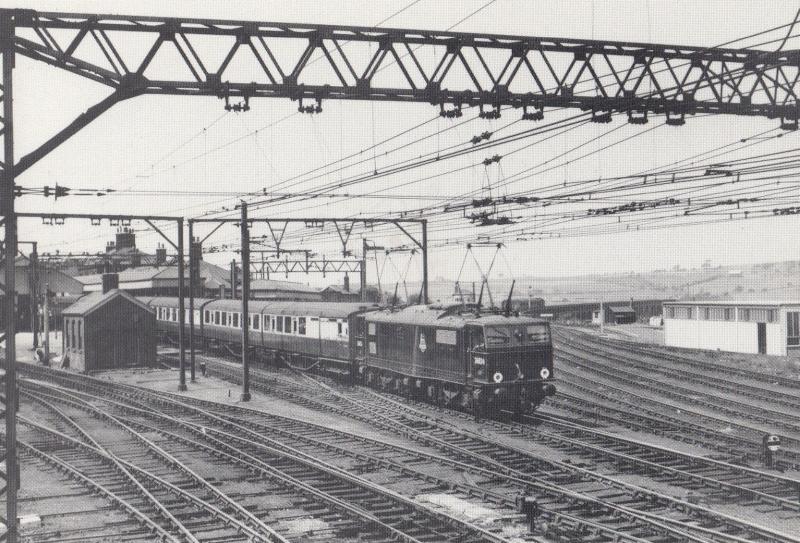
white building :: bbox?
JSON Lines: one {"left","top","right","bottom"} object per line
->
{"left": 663, "top": 301, "right": 800, "bottom": 356}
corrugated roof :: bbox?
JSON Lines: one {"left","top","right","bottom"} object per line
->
{"left": 63, "top": 289, "right": 153, "bottom": 316}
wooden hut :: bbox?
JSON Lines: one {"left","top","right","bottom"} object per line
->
{"left": 62, "top": 274, "right": 155, "bottom": 372}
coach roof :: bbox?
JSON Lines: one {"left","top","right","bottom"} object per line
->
{"left": 204, "top": 299, "right": 377, "bottom": 318}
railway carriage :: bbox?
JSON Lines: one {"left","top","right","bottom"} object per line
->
{"left": 144, "top": 297, "right": 555, "bottom": 417}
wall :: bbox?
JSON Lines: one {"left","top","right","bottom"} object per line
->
{"left": 664, "top": 318, "right": 784, "bottom": 356}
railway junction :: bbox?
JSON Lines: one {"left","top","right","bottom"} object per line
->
{"left": 4, "top": 2, "right": 800, "bottom": 542}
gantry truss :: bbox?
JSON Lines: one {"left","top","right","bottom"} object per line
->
{"left": 3, "top": 7, "right": 800, "bottom": 542}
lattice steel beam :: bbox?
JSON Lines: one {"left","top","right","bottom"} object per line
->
{"left": 7, "top": 7, "right": 800, "bottom": 130}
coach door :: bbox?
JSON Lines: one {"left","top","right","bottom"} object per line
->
{"left": 757, "top": 322, "right": 767, "bottom": 354}
{"left": 353, "top": 315, "right": 367, "bottom": 361}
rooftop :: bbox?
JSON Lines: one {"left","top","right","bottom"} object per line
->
{"left": 664, "top": 300, "right": 800, "bottom": 307}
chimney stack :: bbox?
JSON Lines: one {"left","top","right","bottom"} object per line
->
{"left": 343, "top": 273, "right": 350, "bottom": 292}
{"left": 102, "top": 272, "right": 119, "bottom": 294}
{"left": 155, "top": 244, "right": 167, "bottom": 266}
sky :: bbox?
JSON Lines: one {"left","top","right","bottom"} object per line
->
{"left": 6, "top": 0, "right": 800, "bottom": 287}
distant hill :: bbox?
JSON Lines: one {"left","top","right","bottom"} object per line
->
{"left": 409, "top": 260, "right": 800, "bottom": 304}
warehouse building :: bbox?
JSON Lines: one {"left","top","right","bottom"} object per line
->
{"left": 62, "top": 274, "right": 156, "bottom": 372}
{"left": 663, "top": 300, "right": 800, "bottom": 356}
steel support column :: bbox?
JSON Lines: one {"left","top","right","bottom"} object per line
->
{"left": 1, "top": 11, "right": 18, "bottom": 542}
{"left": 240, "top": 202, "right": 251, "bottom": 402}
{"left": 361, "top": 238, "right": 368, "bottom": 303}
{"left": 421, "top": 220, "right": 429, "bottom": 305}
{"left": 177, "top": 218, "right": 187, "bottom": 392}
{"left": 188, "top": 220, "right": 195, "bottom": 382}
{"left": 28, "top": 244, "right": 37, "bottom": 350}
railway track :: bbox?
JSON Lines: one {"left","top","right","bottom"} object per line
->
{"left": 18, "top": 366, "right": 521, "bottom": 543}
{"left": 554, "top": 329, "right": 800, "bottom": 432}
{"left": 178, "top": 355, "right": 800, "bottom": 543}
{"left": 555, "top": 328, "right": 800, "bottom": 411}
{"left": 550, "top": 333, "right": 800, "bottom": 466}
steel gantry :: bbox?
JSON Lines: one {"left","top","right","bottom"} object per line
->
{"left": 2, "top": 7, "right": 800, "bottom": 541}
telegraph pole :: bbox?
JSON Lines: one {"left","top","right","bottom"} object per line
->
{"left": 240, "top": 202, "right": 251, "bottom": 401}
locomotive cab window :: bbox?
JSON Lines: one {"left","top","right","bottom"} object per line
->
{"left": 485, "top": 326, "right": 510, "bottom": 345}
{"left": 526, "top": 324, "right": 550, "bottom": 344}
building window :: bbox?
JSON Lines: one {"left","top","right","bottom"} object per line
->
{"left": 703, "top": 307, "right": 710, "bottom": 320}
{"left": 740, "top": 308, "right": 750, "bottom": 322}
{"left": 71, "top": 320, "right": 76, "bottom": 349}
{"left": 65, "top": 319, "right": 71, "bottom": 348}
{"left": 687, "top": 307, "right": 693, "bottom": 319}
{"left": 666, "top": 306, "right": 674, "bottom": 318}
{"left": 767, "top": 309, "right": 775, "bottom": 323}
{"left": 788, "top": 312, "right": 800, "bottom": 346}
{"left": 724, "top": 307, "right": 733, "bottom": 321}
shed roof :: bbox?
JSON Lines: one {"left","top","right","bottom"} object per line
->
{"left": 63, "top": 289, "right": 154, "bottom": 316}
{"left": 608, "top": 306, "right": 636, "bottom": 313}
{"left": 664, "top": 300, "right": 800, "bottom": 307}
{"left": 250, "top": 278, "right": 319, "bottom": 293}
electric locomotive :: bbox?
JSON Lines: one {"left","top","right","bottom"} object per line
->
{"left": 359, "top": 303, "right": 555, "bottom": 417}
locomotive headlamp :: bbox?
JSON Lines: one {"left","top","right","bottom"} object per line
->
{"left": 493, "top": 372, "right": 504, "bottom": 383}
{"left": 539, "top": 368, "right": 550, "bottom": 379}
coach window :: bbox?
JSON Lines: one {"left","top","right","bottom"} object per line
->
{"left": 284, "top": 316, "right": 292, "bottom": 334}
{"left": 337, "top": 320, "right": 343, "bottom": 336}
{"left": 214, "top": 311, "right": 220, "bottom": 325}
{"left": 233, "top": 312, "right": 239, "bottom": 328}
{"left": 276, "top": 316, "right": 283, "bottom": 333}
{"left": 204, "top": 310, "right": 210, "bottom": 324}
{"left": 298, "top": 317, "right": 306, "bottom": 335}
{"left": 252, "top": 314, "right": 260, "bottom": 330}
